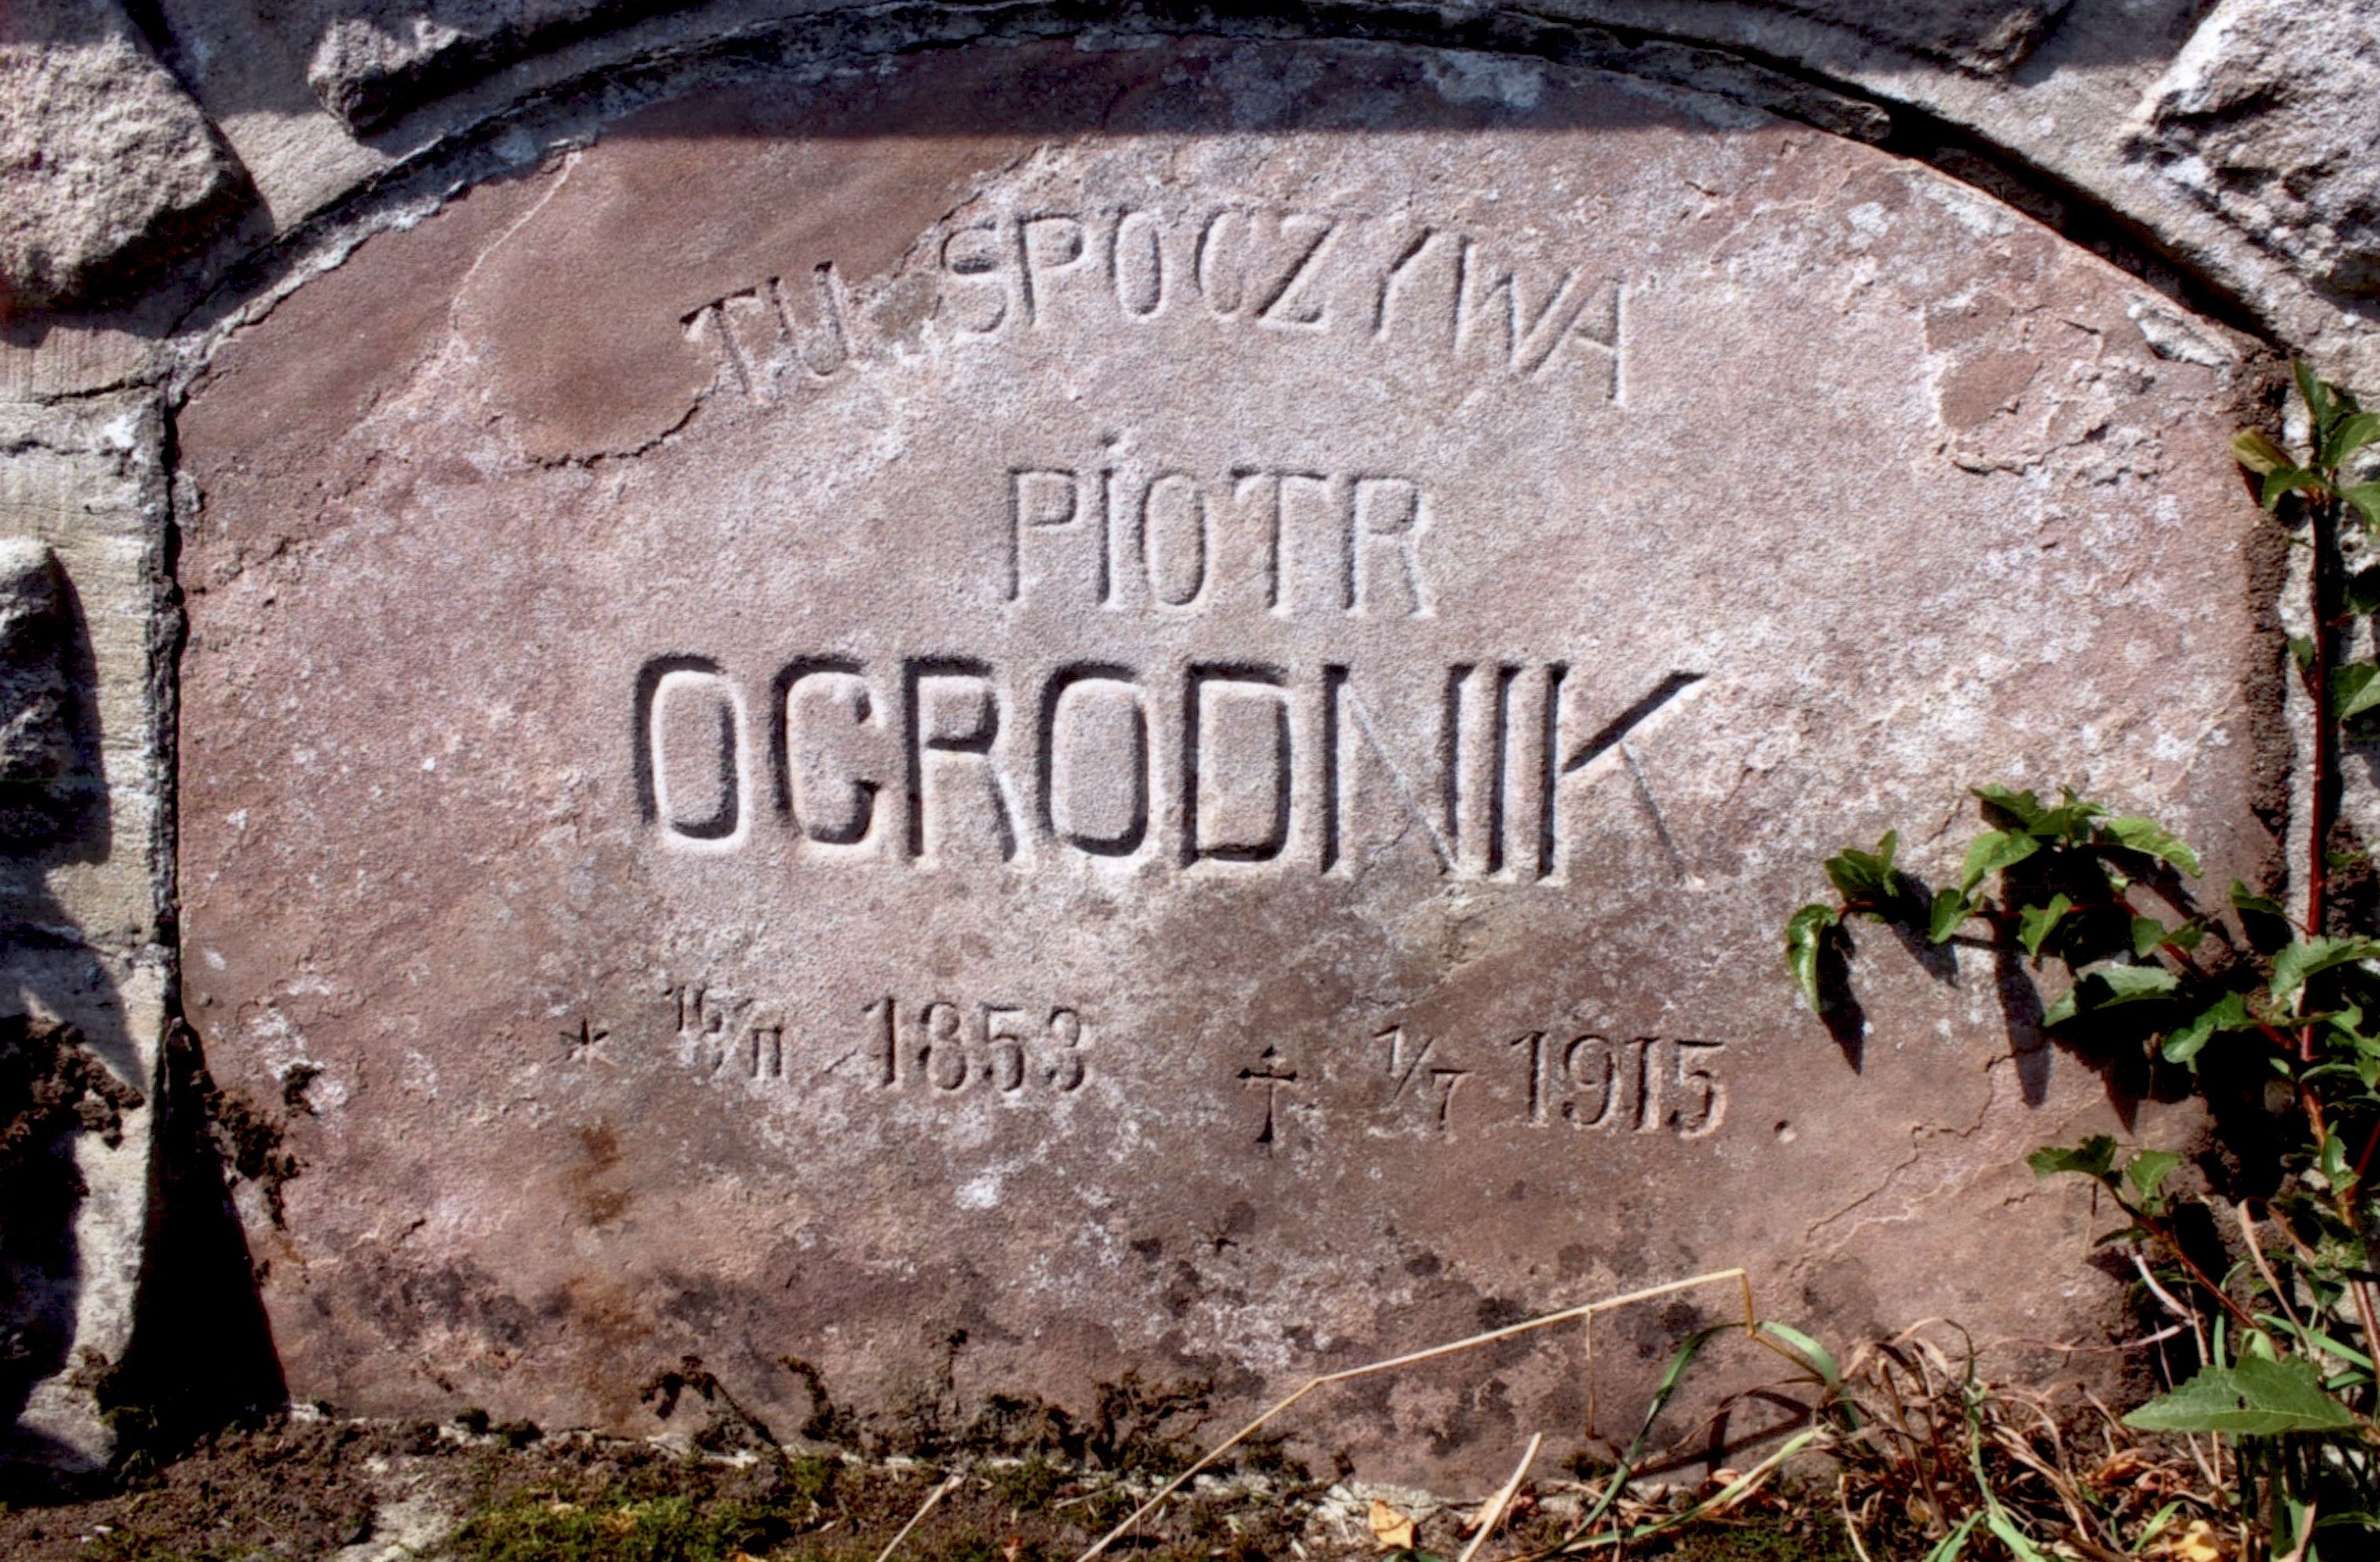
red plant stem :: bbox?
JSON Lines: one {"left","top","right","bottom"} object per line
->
{"left": 2305, "top": 489, "right": 2339, "bottom": 1064}
{"left": 2352, "top": 1111, "right": 2380, "bottom": 1184}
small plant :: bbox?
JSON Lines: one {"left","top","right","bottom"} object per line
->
{"left": 1785, "top": 363, "right": 2380, "bottom": 1557}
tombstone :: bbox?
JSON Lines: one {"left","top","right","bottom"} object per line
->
{"left": 173, "top": 36, "right": 2270, "bottom": 1477}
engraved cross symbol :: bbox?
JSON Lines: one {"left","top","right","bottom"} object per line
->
{"left": 562, "top": 1016, "right": 609, "bottom": 1059}
{"left": 1239, "top": 1045, "right": 1300, "bottom": 1152}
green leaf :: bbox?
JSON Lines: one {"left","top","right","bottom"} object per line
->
{"left": 2017, "top": 893, "right": 2074, "bottom": 957}
{"left": 2232, "top": 880, "right": 2287, "bottom": 919}
{"left": 1921, "top": 1516, "right": 1979, "bottom": 1562}
{"left": 2327, "top": 410, "right": 2380, "bottom": 469}
{"left": 1982, "top": 1511, "right": 2051, "bottom": 1562}
{"left": 2271, "top": 936, "right": 2380, "bottom": 1001}
{"left": 1928, "top": 888, "right": 1972, "bottom": 945}
{"left": 2291, "top": 635, "right": 2318, "bottom": 673}
{"left": 2263, "top": 466, "right": 2332, "bottom": 509}
{"left": 2047, "top": 964, "right": 2179, "bottom": 1028}
{"left": 2344, "top": 481, "right": 2380, "bottom": 531}
{"left": 2032, "top": 790, "right": 2107, "bottom": 842}
{"left": 1784, "top": 904, "right": 1840, "bottom": 1011}
{"left": 2102, "top": 816, "right": 2203, "bottom": 876}
{"left": 1971, "top": 784, "right": 2046, "bottom": 829}
{"left": 2131, "top": 915, "right": 2169, "bottom": 959}
{"left": 1960, "top": 829, "right": 2040, "bottom": 893}
{"left": 2122, "top": 1356, "right": 2360, "bottom": 1435}
{"left": 2338, "top": 663, "right": 2380, "bottom": 721}
{"left": 2297, "top": 359, "right": 2335, "bottom": 435}
{"left": 2124, "top": 1148, "right": 2183, "bottom": 1203}
{"left": 1755, "top": 1321, "right": 1839, "bottom": 1388}
{"left": 2346, "top": 565, "right": 2380, "bottom": 617}
{"left": 2028, "top": 1135, "right": 2118, "bottom": 1181}
{"left": 2233, "top": 427, "right": 2293, "bottom": 477}
{"left": 2164, "top": 992, "right": 2252, "bottom": 1064}
{"left": 1823, "top": 831, "right": 1902, "bottom": 901}
{"left": 2091, "top": 963, "right": 2181, "bottom": 1007}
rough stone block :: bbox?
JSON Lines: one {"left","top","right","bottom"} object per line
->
{"left": 0, "top": 0, "right": 245, "bottom": 312}
{"left": 2133, "top": 0, "right": 2380, "bottom": 301}
{"left": 304, "top": 0, "right": 692, "bottom": 129}
{"left": 176, "top": 38, "right": 2270, "bottom": 1478}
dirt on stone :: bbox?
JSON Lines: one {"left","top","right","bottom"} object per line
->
{"left": 0, "top": 1409, "right": 1854, "bottom": 1562}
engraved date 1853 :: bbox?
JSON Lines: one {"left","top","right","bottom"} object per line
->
{"left": 866, "top": 996, "right": 1089, "bottom": 1094}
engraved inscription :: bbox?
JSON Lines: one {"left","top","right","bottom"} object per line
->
{"left": 1239, "top": 1044, "right": 1302, "bottom": 1152}
{"left": 636, "top": 655, "right": 1705, "bottom": 879}
{"left": 866, "top": 996, "right": 1090, "bottom": 1095}
{"left": 1363, "top": 1026, "right": 1725, "bottom": 1140}
{"left": 666, "top": 982, "right": 787, "bottom": 1082}
{"left": 660, "top": 982, "right": 1089, "bottom": 1096}
{"left": 1007, "top": 459, "right": 1433, "bottom": 618}
{"left": 688, "top": 204, "right": 1630, "bottom": 405}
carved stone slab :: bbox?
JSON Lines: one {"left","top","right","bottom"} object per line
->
{"left": 176, "top": 39, "right": 2269, "bottom": 1475}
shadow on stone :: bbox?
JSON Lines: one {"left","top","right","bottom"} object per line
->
{"left": 0, "top": 540, "right": 142, "bottom": 1479}
{"left": 102, "top": 1021, "right": 288, "bottom": 1471}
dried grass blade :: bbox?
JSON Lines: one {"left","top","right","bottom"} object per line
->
{"left": 875, "top": 1472, "right": 962, "bottom": 1562}
{"left": 1074, "top": 1269, "right": 1755, "bottom": 1562}
{"left": 1456, "top": 1431, "right": 1542, "bottom": 1562}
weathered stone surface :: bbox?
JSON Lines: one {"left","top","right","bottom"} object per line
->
{"left": 1772, "top": 0, "right": 2071, "bottom": 72}
{"left": 177, "top": 39, "right": 2268, "bottom": 1476}
{"left": 0, "top": 0, "right": 244, "bottom": 312}
{"left": 0, "top": 393, "right": 174, "bottom": 1472}
{"left": 2132, "top": 0, "right": 2380, "bottom": 302}
{"left": 269, "top": 0, "right": 2075, "bottom": 135}
{"left": 304, "top": 0, "right": 689, "bottom": 129}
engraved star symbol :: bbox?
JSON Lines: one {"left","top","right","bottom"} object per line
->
{"left": 562, "top": 1017, "right": 609, "bottom": 1059}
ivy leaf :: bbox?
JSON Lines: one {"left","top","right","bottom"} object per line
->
{"left": 1785, "top": 904, "right": 1840, "bottom": 1011}
{"left": 1929, "top": 888, "right": 1973, "bottom": 945}
{"left": 2232, "top": 428, "right": 2293, "bottom": 476}
{"left": 1961, "top": 829, "right": 2040, "bottom": 893}
{"left": 2164, "top": 992, "right": 2253, "bottom": 1064}
{"left": 2344, "top": 481, "right": 2380, "bottom": 531}
{"left": 2018, "top": 893, "right": 2074, "bottom": 957}
{"left": 2124, "top": 1148, "right": 2183, "bottom": 1205}
{"left": 2262, "top": 466, "right": 2332, "bottom": 509}
{"left": 2271, "top": 936, "right": 2380, "bottom": 1001}
{"left": 2028, "top": 1134, "right": 2118, "bottom": 1181}
{"left": 2123, "top": 1357, "right": 2359, "bottom": 1436}
{"left": 1824, "top": 831, "right": 1903, "bottom": 901}
{"left": 2290, "top": 635, "right": 2317, "bottom": 674}
{"left": 2335, "top": 662, "right": 2380, "bottom": 721}
{"left": 2131, "top": 915, "right": 2170, "bottom": 959}
{"left": 2327, "top": 410, "right": 2380, "bottom": 469}
{"left": 2102, "top": 816, "right": 2202, "bottom": 876}
{"left": 1971, "top": 784, "right": 2046, "bottom": 830}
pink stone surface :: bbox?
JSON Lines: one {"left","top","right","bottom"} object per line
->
{"left": 175, "top": 38, "right": 2273, "bottom": 1478}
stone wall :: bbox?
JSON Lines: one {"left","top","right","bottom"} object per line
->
{"left": 1, "top": 0, "right": 2374, "bottom": 1476}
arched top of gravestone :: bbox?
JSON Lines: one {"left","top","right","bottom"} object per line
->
{"left": 189, "top": 31, "right": 2142, "bottom": 469}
